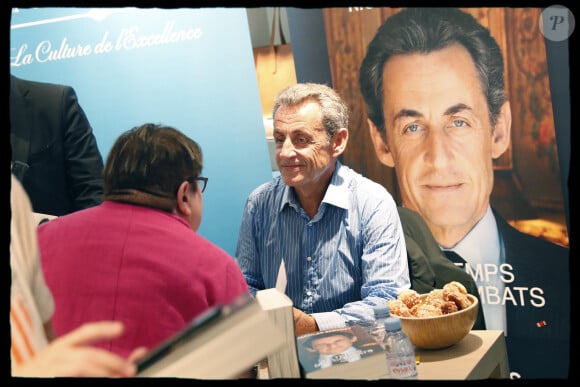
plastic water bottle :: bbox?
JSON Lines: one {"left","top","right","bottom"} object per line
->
{"left": 383, "top": 316, "right": 418, "bottom": 379}
{"left": 370, "top": 304, "right": 390, "bottom": 347}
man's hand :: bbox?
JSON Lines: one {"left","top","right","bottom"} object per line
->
{"left": 293, "top": 307, "right": 319, "bottom": 336}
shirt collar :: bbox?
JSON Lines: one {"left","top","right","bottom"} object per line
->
{"left": 323, "top": 161, "right": 350, "bottom": 210}
{"left": 279, "top": 161, "right": 350, "bottom": 213}
{"left": 449, "top": 205, "right": 501, "bottom": 265}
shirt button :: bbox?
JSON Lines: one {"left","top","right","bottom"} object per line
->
{"left": 306, "top": 256, "right": 312, "bottom": 261}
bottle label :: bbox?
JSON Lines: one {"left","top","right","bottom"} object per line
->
{"left": 371, "top": 329, "right": 385, "bottom": 346}
{"left": 386, "top": 355, "right": 417, "bottom": 379}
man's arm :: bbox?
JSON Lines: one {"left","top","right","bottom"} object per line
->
{"left": 293, "top": 307, "right": 319, "bottom": 336}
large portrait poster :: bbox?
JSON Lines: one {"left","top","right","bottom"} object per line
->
{"left": 323, "top": 7, "right": 570, "bottom": 248}
{"left": 320, "top": 7, "right": 571, "bottom": 379}
{"left": 10, "top": 7, "right": 272, "bottom": 255}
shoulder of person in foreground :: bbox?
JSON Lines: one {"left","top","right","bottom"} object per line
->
{"left": 397, "top": 207, "right": 486, "bottom": 329}
{"left": 58, "top": 81, "right": 105, "bottom": 211}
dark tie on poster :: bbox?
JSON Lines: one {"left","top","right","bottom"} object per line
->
{"left": 444, "top": 250, "right": 467, "bottom": 265}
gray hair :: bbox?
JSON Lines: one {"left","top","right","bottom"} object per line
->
{"left": 272, "top": 83, "right": 349, "bottom": 138}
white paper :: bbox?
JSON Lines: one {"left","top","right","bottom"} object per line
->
{"left": 275, "top": 259, "right": 287, "bottom": 294}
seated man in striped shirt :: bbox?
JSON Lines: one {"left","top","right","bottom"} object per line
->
{"left": 235, "top": 83, "right": 410, "bottom": 336}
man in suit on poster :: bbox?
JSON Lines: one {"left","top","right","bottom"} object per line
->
{"left": 359, "top": 7, "right": 570, "bottom": 379}
{"left": 10, "top": 74, "right": 105, "bottom": 216}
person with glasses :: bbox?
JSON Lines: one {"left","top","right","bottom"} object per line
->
{"left": 235, "top": 83, "right": 410, "bottom": 336}
{"left": 37, "top": 123, "right": 249, "bottom": 358}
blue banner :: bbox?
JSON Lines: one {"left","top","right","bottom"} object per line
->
{"left": 10, "top": 7, "right": 273, "bottom": 255}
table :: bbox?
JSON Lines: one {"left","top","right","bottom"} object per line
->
{"left": 415, "top": 330, "right": 509, "bottom": 379}
{"left": 257, "top": 330, "right": 509, "bottom": 380}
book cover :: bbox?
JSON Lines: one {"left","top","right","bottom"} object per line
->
{"left": 256, "top": 288, "right": 300, "bottom": 378}
{"left": 296, "top": 325, "right": 388, "bottom": 380}
{"left": 136, "top": 292, "right": 285, "bottom": 379}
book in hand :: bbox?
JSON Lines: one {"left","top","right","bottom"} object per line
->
{"left": 296, "top": 324, "right": 388, "bottom": 380}
{"left": 136, "top": 292, "right": 285, "bottom": 379}
{"left": 256, "top": 288, "right": 300, "bottom": 378}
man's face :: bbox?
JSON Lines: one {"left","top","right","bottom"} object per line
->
{"left": 273, "top": 100, "right": 346, "bottom": 192}
{"left": 370, "top": 44, "right": 510, "bottom": 247}
{"left": 310, "top": 334, "right": 355, "bottom": 355}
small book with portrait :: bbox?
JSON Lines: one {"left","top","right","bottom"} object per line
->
{"left": 296, "top": 324, "right": 388, "bottom": 379}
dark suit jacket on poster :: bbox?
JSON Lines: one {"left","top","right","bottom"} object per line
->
{"left": 10, "top": 75, "right": 104, "bottom": 216}
{"left": 493, "top": 209, "right": 570, "bottom": 379}
{"left": 397, "top": 207, "right": 486, "bottom": 330}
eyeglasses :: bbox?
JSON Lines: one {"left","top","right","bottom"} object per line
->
{"left": 187, "top": 176, "right": 208, "bottom": 193}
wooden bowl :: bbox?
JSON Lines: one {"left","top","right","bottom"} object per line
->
{"left": 399, "top": 294, "right": 478, "bottom": 349}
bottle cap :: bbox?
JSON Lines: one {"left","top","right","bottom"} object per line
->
{"left": 373, "top": 304, "right": 390, "bottom": 319}
{"left": 385, "top": 316, "right": 402, "bottom": 331}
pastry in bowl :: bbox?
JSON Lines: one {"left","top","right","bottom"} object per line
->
{"left": 388, "top": 282, "right": 479, "bottom": 349}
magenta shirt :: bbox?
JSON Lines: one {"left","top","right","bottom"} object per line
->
{"left": 38, "top": 201, "right": 249, "bottom": 356}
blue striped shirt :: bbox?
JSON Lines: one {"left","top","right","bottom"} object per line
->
{"left": 235, "top": 162, "right": 410, "bottom": 330}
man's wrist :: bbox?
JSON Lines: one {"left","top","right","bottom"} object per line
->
{"left": 295, "top": 312, "right": 319, "bottom": 336}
